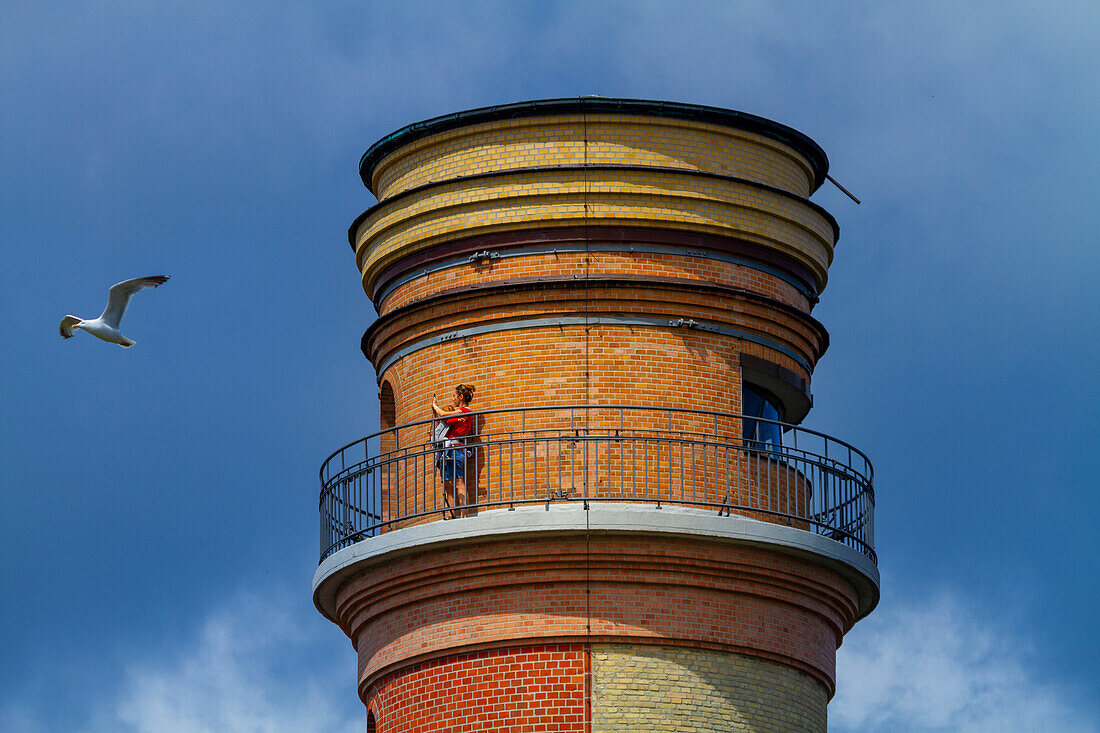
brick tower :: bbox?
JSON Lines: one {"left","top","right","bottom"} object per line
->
{"left": 314, "top": 98, "right": 878, "bottom": 731}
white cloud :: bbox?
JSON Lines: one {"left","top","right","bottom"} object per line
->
{"left": 831, "top": 592, "right": 1097, "bottom": 733}
{"left": 0, "top": 590, "right": 362, "bottom": 733}
{"left": 99, "top": 587, "right": 1098, "bottom": 733}
{"left": 109, "top": 593, "right": 362, "bottom": 733}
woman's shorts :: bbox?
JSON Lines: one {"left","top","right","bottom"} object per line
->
{"left": 437, "top": 449, "right": 467, "bottom": 481}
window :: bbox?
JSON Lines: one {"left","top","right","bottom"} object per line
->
{"left": 380, "top": 380, "right": 396, "bottom": 434}
{"left": 742, "top": 385, "right": 783, "bottom": 451}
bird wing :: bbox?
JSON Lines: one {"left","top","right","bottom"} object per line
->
{"left": 99, "top": 276, "right": 169, "bottom": 328}
{"left": 59, "top": 315, "right": 81, "bottom": 339}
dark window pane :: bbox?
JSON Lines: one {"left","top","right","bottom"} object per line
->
{"left": 761, "top": 398, "right": 779, "bottom": 422}
{"left": 743, "top": 387, "right": 764, "bottom": 418}
{"left": 742, "top": 385, "right": 782, "bottom": 449}
{"left": 758, "top": 420, "right": 782, "bottom": 448}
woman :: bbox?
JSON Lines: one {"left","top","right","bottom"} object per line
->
{"left": 431, "top": 383, "right": 476, "bottom": 518}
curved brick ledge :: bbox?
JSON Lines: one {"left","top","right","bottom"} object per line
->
{"left": 353, "top": 169, "right": 837, "bottom": 296}
{"left": 362, "top": 279, "right": 829, "bottom": 377}
{"left": 313, "top": 504, "right": 879, "bottom": 700}
{"left": 366, "top": 226, "right": 824, "bottom": 307}
{"left": 314, "top": 503, "right": 878, "bottom": 620}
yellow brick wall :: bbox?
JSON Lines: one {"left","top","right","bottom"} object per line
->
{"left": 592, "top": 644, "right": 827, "bottom": 732}
{"left": 370, "top": 115, "right": 815, "bottom": 200}
{"left": 355, "top": 167, "right": 835, "bottom": 296}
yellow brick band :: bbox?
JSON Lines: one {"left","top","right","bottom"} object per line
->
{"left": 354, "top": 168, "right": 835, "bottom": 295}
{"left": 592, "top": 644, "right": 827, "bottom": 732}
{"left": 371, "top": 114, "right": 816, "bottom": 200}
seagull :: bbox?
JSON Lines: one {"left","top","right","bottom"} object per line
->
{"left": 60, "top": 275, "right": 169, "bottom": 347}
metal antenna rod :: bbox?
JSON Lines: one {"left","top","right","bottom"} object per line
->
{"left": 826, "top": 174, "right": 861, "bottom": 205}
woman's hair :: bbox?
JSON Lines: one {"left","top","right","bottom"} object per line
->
{"left": 455, "top": 383, "right": 476, "bottom": 405}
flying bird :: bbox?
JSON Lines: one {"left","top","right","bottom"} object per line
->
{"left": 60, "top": 276, "right": 170, "bottom": 347}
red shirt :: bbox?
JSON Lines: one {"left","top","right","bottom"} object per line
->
{"left": 445, "top": 406, "right": 473, "bottom": 438}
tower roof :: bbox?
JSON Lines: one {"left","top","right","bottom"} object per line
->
{"left": 358, "top": 97, "right": 831, "bottom": 195}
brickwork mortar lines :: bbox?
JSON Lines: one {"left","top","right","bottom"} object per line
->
{"left": 335, "top": 534, "right": 860, "bottom": 695}
{"left": 337, "top": 540, "right": 856, "bottom": 647}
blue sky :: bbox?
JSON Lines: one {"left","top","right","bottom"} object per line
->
{"left": 2, "top": 2, "right": 1098, "bottom": 731}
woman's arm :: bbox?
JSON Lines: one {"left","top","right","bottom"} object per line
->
{"left": 431, "top": 397, "right": 458, "bottom": 418}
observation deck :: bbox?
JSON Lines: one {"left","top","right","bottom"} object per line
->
{"left": 315, "top": 405, "right": 878, "bottom": 624}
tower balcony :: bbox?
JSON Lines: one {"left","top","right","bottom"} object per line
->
{"left": 317, "top": 404, "right": 875, "bottom": 566}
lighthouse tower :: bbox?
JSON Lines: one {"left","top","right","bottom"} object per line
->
{"left": 314, "top": 98, "right": 878, "bottom": 732}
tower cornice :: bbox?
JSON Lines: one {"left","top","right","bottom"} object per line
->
{"left": 359, "top": 98, "right": 830, "bottom": 194}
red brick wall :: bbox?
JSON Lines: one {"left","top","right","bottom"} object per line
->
{"left": 366, "top": 645, "right": 586, "bottom": 733}
{"left": 336, "top": 533, "right": 860, "bottom": 705}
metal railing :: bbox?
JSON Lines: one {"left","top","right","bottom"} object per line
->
{"left": 319, "top": 405, "right": 875, "bottom": 564}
